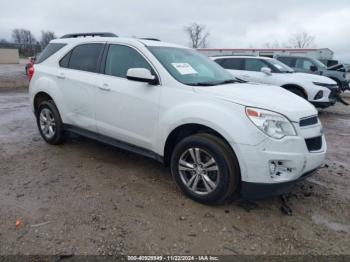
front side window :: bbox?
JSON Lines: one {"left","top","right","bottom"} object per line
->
{"left": 148, "top": 47, "right": 235, "bottom": 86}
{"left": 67, "top": 43, "right": 104, "bottom": 72}
{"left": 105, "top": 45, "right": 152, "bottom": 78}
{"left": 244, "top": 59, "right": 270, "bottom": 72}
{"left": 296, "top": 58, "right": 314, "bottom": 71}
{"left": 267, "top": 58, "right": 294, "bottom": 73}
{"left": 277, "top": 57, "right": 296, "bottom": 67}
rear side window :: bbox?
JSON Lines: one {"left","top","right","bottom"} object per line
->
{"left": 104, "top": 44, "right": 152, "bottom": 78}
{"left": 66, "top": 43, "right": 104, "bottom": 73}
{"left": 36, "top": 43, "right": 66, "bottom": 63}
{"left": 215, "top": 58, "right": 243, "bottom": 70}
{"left": 277, "top": 57, "right": 296, "bottom": 67}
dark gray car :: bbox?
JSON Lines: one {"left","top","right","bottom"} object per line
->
{"left": 276, "top": 55, "right": 350, "bottom": 92}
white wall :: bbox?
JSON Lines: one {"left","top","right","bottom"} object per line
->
{"left": 0, "top": 48, "right": 19, "bottom": 64}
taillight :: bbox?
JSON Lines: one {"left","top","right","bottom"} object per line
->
{"left": 28, "top": 66, "right": 35, "bottom": 81}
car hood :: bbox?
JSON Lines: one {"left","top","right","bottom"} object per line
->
{"left": 194, "top": 82, "right": 317, "bottom": 122}
{"left": 282, "top": 72, "right": 336, "bottom": 84}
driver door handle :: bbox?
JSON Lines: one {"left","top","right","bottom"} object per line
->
{"left": 99, "top": 83, "right": 111, "bottom": 91}
{"left": 57, "top": 73, "right": 65, "bottom": 80}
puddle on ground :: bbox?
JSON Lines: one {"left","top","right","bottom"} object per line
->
{"left": 312, "top": 214, "right": 350, "bottom": 233}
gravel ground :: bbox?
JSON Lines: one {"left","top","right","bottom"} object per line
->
{"left": 0, "top": 64, "right": 349, "bottom": 255}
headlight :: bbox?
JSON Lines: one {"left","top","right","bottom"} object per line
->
{"left": 246, "top": 107, "right": 297, "bottom": 139}
{"left": 346, "top": 73, "right": 350, "bottom": 80}
{"left": 312, "top": 82, "right": 337, "bottom": 88}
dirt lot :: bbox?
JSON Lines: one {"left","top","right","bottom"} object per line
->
{"left": 0, "top": 63, "right": 349, "bottom": 256}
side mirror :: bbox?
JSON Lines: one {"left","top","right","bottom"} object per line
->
{"left": 310, "top": 65, "right": 318, "bottom": 72}
{"left": 261, "top": 67, "right": 272, "bottom": 75}
{"left": 126, "top": 68, "right": 158, "bottom": 85}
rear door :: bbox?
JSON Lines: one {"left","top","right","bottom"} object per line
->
{"left": 58, "top": 43, "right": 104, "bottom": 132}
{"left": 94, "top": 44, "right": 160, "bottom": 150}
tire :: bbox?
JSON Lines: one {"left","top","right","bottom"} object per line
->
{"left": 286, "top": 87, "right": 307, "bottom": 99}
{"left": 36, "top": 100, "right": 65, "bottom": 145}
{"left": 170, "top": 133, "right": 240, "bottom": 205}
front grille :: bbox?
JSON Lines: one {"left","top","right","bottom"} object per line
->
{"left": 328, "top": 88, "right": 340, "bottom": 100}
{"left": 305, "top": 136, "right": 322, "bottom": 151}
{"left": 300, "top": 116, "right": 318, "bottom": 127}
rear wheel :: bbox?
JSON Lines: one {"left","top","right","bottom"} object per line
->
{"left": 36, "top": 100, "right": 65, "bottom": 145}
{"left": 170, "top": 133, "right": 240, "bottom": 204}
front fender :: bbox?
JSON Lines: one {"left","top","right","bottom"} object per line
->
{"left": 156, "top": 100, "right": 267, "bottom": 156}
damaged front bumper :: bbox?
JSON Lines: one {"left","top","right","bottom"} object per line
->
{"left": 240, "top": 168, "right": 316, "bottom": 199}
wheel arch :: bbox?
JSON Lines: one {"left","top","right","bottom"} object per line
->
{"left": 281, "top": 84, "right": 308, "bottom": 99}
{"left": 163, "top": 123, "right": 236, "bottom": 167}
{"left": 33, "top": 92, "right": 54, "bottom": 115}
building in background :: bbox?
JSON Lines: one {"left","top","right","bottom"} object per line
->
{"left": 197, "top": 48, "right": 335, "bottom": 65}
{"left": 0, "top": 47, "right": 19, "bottom": 64}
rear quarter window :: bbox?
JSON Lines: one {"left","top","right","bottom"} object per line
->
{"left": 36, "top": 43, "right": 66, "bottom": 63}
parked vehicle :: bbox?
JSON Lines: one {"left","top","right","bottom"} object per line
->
{"left": 212, "top": 56, "right": 339, "bottom": 108}
{"left": 29, "top": 33, "right": 326, "bottom": 204}
{"left": 25, "top": 56, "right": 36, "bottom": 75}
{"left": 276, "top": 55, "right": 350, "bottom": 93}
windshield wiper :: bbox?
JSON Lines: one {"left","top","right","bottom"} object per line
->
{"left": 189, "top": 78, "right": 242, "bottom": 86}
{"left": 188, "top": 82, "right": 217, "bottom": 86}
{"left": 216, "top": 79, "right": 240, "bottom": 85}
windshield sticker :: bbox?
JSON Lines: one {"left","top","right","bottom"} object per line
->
{"left": 171, "top": 63, "right": 198, "bottom": 75}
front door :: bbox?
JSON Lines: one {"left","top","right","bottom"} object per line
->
{"left": 95, "top": 44, "right": 160, "bottom": 150}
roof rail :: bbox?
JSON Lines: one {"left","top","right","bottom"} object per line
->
{"left": 139, "top": 38, "right": 161, "bottom": 41}
{"left": 60, "top": 32, "right": 118, "bottom": 39}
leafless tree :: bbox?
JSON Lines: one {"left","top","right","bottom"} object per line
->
{"left": 288, "top": 32, "right": 316, "bottom": 48}
{"left": 40, "top": 30, "right": 56, "bottom": 49}
{"left": 12, "top": 28, "right": 39, "bottom": 56}
{"left": 262, "top": 40, "right": 281, "bottom": 48}
{"left": 0, "top": 38, "right": 8, "bottom": 43}
{"left": 184, "top": 23, "right": 210, "bottom": 48}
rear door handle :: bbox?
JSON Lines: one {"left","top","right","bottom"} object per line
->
{"left": 99, "top": 84, "right": 111, "bottom": 91}
{"left": 57, "top": 73, "right": 65, "bottom": 80}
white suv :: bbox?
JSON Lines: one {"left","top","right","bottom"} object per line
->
{"left": 212, "top": 56, "right": 339, "bottom": 108}
{"left": 29, "top": 33, "right": 326, "bottom": 204}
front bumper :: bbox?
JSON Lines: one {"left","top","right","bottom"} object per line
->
{"left": 240, "top": 169, "right": 316, "bottom": 199}
{"left": 312, "top": 100, "right": 336, "bottom": 108}
{"left": 231, "top": 118, "right": 326, "bottom": 198}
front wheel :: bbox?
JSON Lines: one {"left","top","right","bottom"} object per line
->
{"left": 170, "top": 133, "right": 240, "bottom": 204}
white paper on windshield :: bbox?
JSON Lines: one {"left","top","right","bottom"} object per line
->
{"left": 171, "top": 63, "right": 198, "bottom": 75}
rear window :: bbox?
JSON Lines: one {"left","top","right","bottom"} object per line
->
{"left": 36, "top": 43, "right": 66, "bottom": 63}
{"left": 65, "top": 43, "right": 104, "bottom": 73}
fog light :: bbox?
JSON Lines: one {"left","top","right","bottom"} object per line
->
{"left": 314, "top": 91, "right": 323, "bottom": 100}
{"left": 269, "top": 162, "right": 277, "bottom": 174}
{"left": 269, "top": 160, "right": 294, "bottom": 180}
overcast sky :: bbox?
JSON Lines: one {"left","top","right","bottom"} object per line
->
{"left": 1, "top": 0, "right": 350, "bottom": 61}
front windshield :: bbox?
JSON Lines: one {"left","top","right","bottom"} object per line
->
{"left": 268, "top": 58, "right": 294, "bottom": 73}
{"left": 310, "top": 58, "right": 327, "bottom": 69}
{"left": 148, "top": 46, "right": 236, "bottom": 86}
